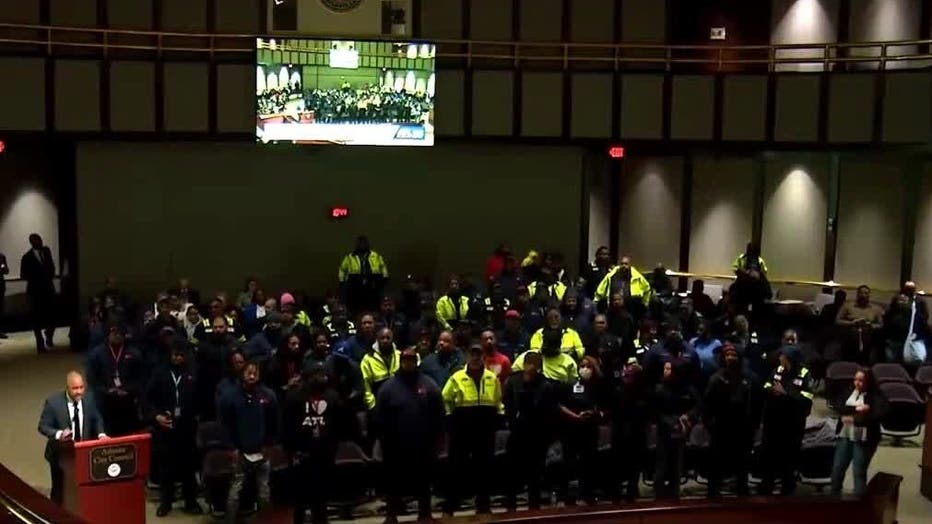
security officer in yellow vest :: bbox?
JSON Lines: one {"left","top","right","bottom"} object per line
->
{"left": 528, "top": 265, "right": 567, "bottom": 306}
{"left": 360, "top": 327, "right": 401, "bottom": 410}
{"left": 529, "top": 308, "right": 586, "bottom": 361}
{"left": 436, "top": 275, "right": 470, "bottom": 331}
{"left": 758, "top": 344, "right": 813, "bottom": 496}
{"left": 731, "top": 242, "right": 772, "bottom": 317}
{"left": 338, "top": 235, "right": 388, "bottom": 315}
{"left": 472, "top": 279, "right": 511, "bottom": 331}
{"left": 441, "top": 346, "right": 504, "bottom": 517}
{"left": 193, "top": 298, "right": 242, "bottom": 344}
{"left": 512, "top": 327, "right": 579, "bottom": 385}
{"left": 595, "top": 255, "right": 652, "bottom": 321}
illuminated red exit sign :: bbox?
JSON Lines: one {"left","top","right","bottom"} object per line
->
{"left": 330, "top": 207, "right": 349, "bottom": 219}
{"left": 608, "top": 146, "right": 625, "bottom": 159}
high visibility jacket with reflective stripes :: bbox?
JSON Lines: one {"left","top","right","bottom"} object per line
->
{"left": 360, "top": 347, "right": 402, "bottom": 410}
{"left": 529, "top": 327, "right": 585, "bottom": 361}
{"left": 511, "top": 349, "right": 578, "bottom": 384}
{"left": 527, "top": 281, "right": 567, "bottom": 302}
{"left": 763, "top": 364, "right": 814, "bottom": 416}
{"left": 441, "top": 367, "right": 504, "bottom": 415}
{"left": 594, "top": 266, "right": 652, "bottom": 306}
{"left": 338, "top": 251, "right": 389, "bottom": 282}
{"left": 436, "top": 295, "right": 470, "bottom": 330}
{"left": 732, "top": 253, "right": 769, "bottom": 274}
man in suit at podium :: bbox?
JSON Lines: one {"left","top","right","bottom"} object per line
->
{"left": 21, "top": 233, "right": 57, "bottom": 353}
{"left": 37, "top": 371, "right": 108, "bottom": 505}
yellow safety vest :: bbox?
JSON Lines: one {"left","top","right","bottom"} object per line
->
{"left": 512, "top": 349, "right": 578, "bottom": 384}
{"left": 441, "top": 367, "right": 504, "bottom": 415}
{"left": 338, "top": 251, "right": 389, "bottom": 282}
{"left": 594, "top": 266, "right": 652, "bottom": 305}
{"left": 732, "top": 253, "right": 769, "bottom": 274}
{"left": 436, "top": 295, "right": 470, "bottom": 330}
{"left": 527, "top": 281, "right": 567, "bottom": 302}
{"left": 360, "top": 348, "right": 400, "bottom": 410}
{"left": 529, "top": 327, "right": 585, "bottom": 361}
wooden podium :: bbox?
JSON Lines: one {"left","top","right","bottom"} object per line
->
{"left": 921, "top": 387, "right": 932, "bottom": 502}
{"left": 58, "top": 433, "right": 151, "bottom": 524}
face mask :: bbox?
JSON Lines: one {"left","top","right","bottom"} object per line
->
{"left": 579, "top": 367, "right": 593, "bottom": 381}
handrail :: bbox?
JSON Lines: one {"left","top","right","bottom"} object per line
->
{"left": 0, "top": 463, "right": 85, "bottom": 524}
{"left": 1, "top": 23, "right": 931, "bottom": 71}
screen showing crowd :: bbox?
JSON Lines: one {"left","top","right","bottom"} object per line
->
{"left": 256, "top": 38, "right": 436, "bottom": 146}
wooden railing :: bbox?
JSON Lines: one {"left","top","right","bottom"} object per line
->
{"left": 1, "top": 23, "right": 931, "bottom": 71}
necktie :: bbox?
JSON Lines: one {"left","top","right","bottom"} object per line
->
{"left": 72, "top": 401, "right": 82, "bottom": 441}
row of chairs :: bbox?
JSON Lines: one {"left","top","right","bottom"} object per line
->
{"left": 826, "top": 362, "right": 929, "bottom": 439}
{"left": 190, "top": 417, "right": 844, "bottom": 515}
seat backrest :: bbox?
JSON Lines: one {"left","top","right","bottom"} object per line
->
{"left": 916, "top": 365, "right": 932, "bottom": 385}
{"left": 879, "top": 382, "right": 922, "bottom": 404}
{"left": 812, "top": 293, "right": 835, "bottom": 313}
{"left": 826, "top": 361, "right": 859, "bottom": 380}
{"left": 196, "top": 420, "right": 231, "bottom": 450}
{"left": 872, "top": 363, "right": 911, "bottom": 383}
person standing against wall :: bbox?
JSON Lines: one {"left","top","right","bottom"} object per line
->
{"left": 21, "top": 233, "right": 56, "bottom": 353}
{"left": 338, "top": 235, "right": 388, "bottom": 315}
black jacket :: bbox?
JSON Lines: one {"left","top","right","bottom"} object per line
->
{"left": 503, "top": 374, "right": 558, "bottom": 437}
{"left": 372, "top": 373, "right": 443, "bottom": 457}
{"left": 85, "top": 343, "right": 146, "bottom": 401}
{"left": 21, "top": 246, "right": 54, "bottom": 296}
{"left": 703, "top": 367, "right": 757, "bottom": 433}
{"left": 195, "top": 334, "right": 238, "bottom": 420}
{"left": 145, "top": 365, "right": 198, "bottom": 433}
{"left": 217, "top": 384, "right": 280, "bottom": 454}
{"left": 282, "top": 385, "right": 351, "bottom": 457}
{"left": 832, "top": 386, "right": 889, "bottom": 447}
{"left": 651, "top": 381, "right": 700, "bottom": 440}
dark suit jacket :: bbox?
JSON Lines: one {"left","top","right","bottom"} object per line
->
{"left": 37, "top": 392, "right": 106, "bottom": 463}
{"left": 20, "top": 246, "right": 55, "bottom": 296}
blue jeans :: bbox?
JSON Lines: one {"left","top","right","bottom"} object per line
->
{"left": 830, "top": 438, "right": 875, "bottom": 496}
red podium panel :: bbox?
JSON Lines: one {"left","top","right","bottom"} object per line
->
{"left": 59, "top": 433, "right": 151, "bottom": 524}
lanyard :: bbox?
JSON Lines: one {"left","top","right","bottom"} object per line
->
{"left": 170, "top": 371, "right": 182, "bottom": 406}
{"left": 110, "top": 345, "right": 124, "bottom": 370}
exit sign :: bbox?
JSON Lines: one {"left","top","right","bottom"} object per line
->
{"left": 330, "top": 207, "right": 349, "bottom": 219}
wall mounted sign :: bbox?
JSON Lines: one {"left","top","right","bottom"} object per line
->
{"left": 320, "top": 0, "right": 364, "bottom": 13}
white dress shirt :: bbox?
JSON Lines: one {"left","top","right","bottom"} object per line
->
{"left": 55, "top": 398, "right": 106, "bottom": 440}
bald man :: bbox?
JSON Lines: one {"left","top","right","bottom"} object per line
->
{"left": 38, "top": 371, "right": 107, "bottom": 504}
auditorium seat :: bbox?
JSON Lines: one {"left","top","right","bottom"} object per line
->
{"left": 872, "top": 363, "right": 911, "bottom": 384}
{"left": 797, "top": 444, "right": 835, "bottom": 492}
{"left": 878, "top": 382, "right": 925, "bottom": 442}
{"left": 915, "top": 365, "right": 932, "bottom": 397}
{"left": 331, "top": 441, "right": 372, "bottom": 515}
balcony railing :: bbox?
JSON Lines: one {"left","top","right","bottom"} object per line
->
{"left": 1, "top": 23, "right": 931, "bottom": 71}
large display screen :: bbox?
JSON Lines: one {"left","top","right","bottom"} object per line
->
{"left": 256, "top": 38, "right": 436, "bottom": 146}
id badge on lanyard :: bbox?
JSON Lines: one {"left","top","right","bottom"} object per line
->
{"left": 171, "top": 372, "right": 182, "bottom": 418}
{"left": 111, "top": 346, "right": 124, "bottom": 388}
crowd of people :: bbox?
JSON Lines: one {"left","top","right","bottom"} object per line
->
{"left": 40, "top": 236, "right": 931, "bottom": 523}
{"left": 258, "top": 81, "right": 433, "bottom": 125}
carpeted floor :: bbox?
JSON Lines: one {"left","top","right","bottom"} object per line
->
{"left": 0, "top": 330, "right": 929, "bottom": 523}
